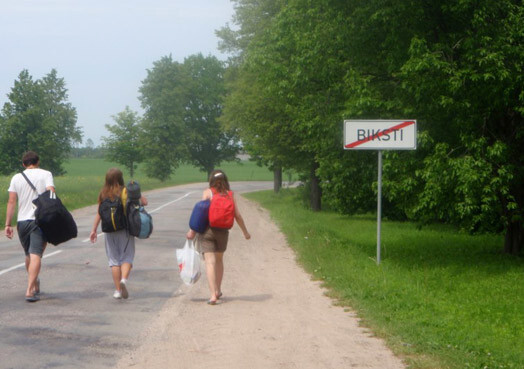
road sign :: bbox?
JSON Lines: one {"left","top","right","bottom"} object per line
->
{"left": 342, "top": 119, "right": 417, "bottom": 265}
{"left": 344, "top": 120, "right": 417, "bottom": 150}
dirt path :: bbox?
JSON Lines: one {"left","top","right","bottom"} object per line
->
{"left": 115, "top": 195, "right": 405, "bottom": 369}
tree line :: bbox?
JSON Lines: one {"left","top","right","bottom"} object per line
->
{"left": 215, "top": 0, "right": 524, "bottom": 255}
{"left": 0, "top": 54, "right": 241, "bottom": 181}
{"left": 1, "top": 0, "right": 522, "bottom": 255}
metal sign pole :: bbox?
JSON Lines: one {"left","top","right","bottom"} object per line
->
{"left": 377, "top": 150, "right": 382, "bottom": 265}
{"left": 343, "top": 120, "right": 417, "bottom": 265}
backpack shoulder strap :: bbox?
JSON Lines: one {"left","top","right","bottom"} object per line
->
{"left": 21, "top": 172, "right": 37, "bottom": 194}
{"left": 121, "top": 187, "right": 128, "bottom": 203}
{"left": 121, "top": 188, "right": 128, "bottom": 215}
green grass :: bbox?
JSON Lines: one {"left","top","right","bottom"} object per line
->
{"left": 56, "top": 158, "right": 273, "bottom": 208}
{"left": 1, "top": 158, "right": 273, "bottom": 225}
{"left": 245, "top": 189, "right": 524, "bottom": 369}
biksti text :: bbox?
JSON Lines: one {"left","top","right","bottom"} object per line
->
{"left": 357, "top": 128, "right": 404, "bottom": 142}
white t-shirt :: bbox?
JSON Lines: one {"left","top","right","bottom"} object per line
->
{"left": 8, "top": 168, "right": 55, "bottom": 222}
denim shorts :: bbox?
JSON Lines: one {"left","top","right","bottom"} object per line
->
{"left": 17, "top": 220, "right": 46, "bottom": 257}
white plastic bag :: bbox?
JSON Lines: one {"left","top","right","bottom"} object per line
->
{"left": 176, "top": 239, "right": 201, "bottom": 285}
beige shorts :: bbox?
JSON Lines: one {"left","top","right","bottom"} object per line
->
{"left": 198, "top": 227, "right": 229, "bottom": 254}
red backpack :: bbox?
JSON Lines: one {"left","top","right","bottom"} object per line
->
{"left": 209, "top": 188, "right": 235, "bottom": 229}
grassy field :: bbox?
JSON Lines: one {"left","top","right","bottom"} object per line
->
{"left": 0, "top": 158, "right": 273, "bottom": 225}
{"left": 245, "top": 189, "right": 524, "bottom": 369}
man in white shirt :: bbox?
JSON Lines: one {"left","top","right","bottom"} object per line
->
{"left": 5, "top": 151, "right": 55, "bottom": 302}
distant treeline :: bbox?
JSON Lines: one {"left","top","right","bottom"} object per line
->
{"left": 70, "top": 146, "right": 105, "bottom": 159}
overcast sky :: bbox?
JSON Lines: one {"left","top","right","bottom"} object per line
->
{"left": 0, "top": 0, "right": 235, "bottom": 146}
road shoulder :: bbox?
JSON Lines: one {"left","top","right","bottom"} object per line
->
{"left": 115, "top": 195, "right": 405, "bottom": 369}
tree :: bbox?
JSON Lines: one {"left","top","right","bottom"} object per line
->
{"left": 102, "top": 107, "right": 144, "bottom": 178}
{"left": 139, "top": 56, "right": 186, "bottom": 181}
{"left": 220, "top": 0, "right": 524, "bottom": 255}
{"left": 0, "top": 69, "right": 82, "bottom": 175}
{"left": 181, "top": 54, "right": 239, "bottom": 175}
{"left": 220, "top": 68, "right": 298, "bottom": 193}
{"left": 338, "top": 0, "right": 524, "bottom": 254}
{"left": 397, "top": 1, "right": 524, "bottom": 254}
{"left": 139, "top": 54, "right": 240, "bottom": 180}
{"left": 216, "top": 0, "right": 282, "bottom": 65}
{"left": 235, "top": 0, "right": 359, "bottom": 210}
{"left": 86, "top": 138, "right": 94, "bottom": 150}
{"left": 71, "top": 138, "right": 106, "bottom": 158}
{"left": 217, "top": 0, "right": 294, "bottom": 193}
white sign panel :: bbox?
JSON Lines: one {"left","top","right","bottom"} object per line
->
{"left": 344, "top": 120, "right": 417, "bottom": 150}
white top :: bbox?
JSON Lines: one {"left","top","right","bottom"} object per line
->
{"left": 8, "top": 168, "right": 54, "bottom": 221}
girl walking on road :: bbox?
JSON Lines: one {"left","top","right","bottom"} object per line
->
{"left": 89, "top": 168, "right": 147, "bottom": 300}
{"left": 187, "top": 169, "right": 251, "bottom": 305}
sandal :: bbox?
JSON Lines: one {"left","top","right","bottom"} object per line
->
{"left": 25, "top": 294, "right": 40, "bottom": 302}
{"left": 207, "top": 299, "right": 217, "bottom": 305}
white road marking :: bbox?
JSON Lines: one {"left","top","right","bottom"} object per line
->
{"left": 81, "top": 191, "right": 195, "bottom": 243}
{"left": 0, "top": 250, "right": 63, "bottom": 276}
{"left": 82, "top": 233, "right": 105, "bottom": 243}
{"left": 148, "top": 191, "right": 195, "bottom": 214}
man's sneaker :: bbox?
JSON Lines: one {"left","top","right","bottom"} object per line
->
{"left": 113, "top": 290, "right": 122, "bottom": 299}
{"left": 120, "top": 279, "right": 129, "bottom": 299}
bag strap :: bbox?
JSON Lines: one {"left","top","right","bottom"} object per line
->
{"left": 21, "top": 172, "right": 38, "bottom": 194}
{"left": 121, "top": 187, "right": 128, "bottom": 215}
{"left": 210, "top": 188, "right": 233, "bottom": 199}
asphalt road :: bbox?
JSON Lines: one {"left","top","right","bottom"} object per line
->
{"left": 0, "top": 181, "right": 272, "bottom": 369}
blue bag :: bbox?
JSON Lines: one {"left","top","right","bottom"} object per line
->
{"left": 127, "top": 203, "right": 153, "bottom": 239}
{"left": 189, "top": 199, "right": 210, "bottom": 233}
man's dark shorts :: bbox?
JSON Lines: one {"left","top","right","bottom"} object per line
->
{"left": 17, "top": 220, "right": 46, "bottom": 257}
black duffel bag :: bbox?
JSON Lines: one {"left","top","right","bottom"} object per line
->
{"left": 21, "top": 173, "right": 78, "bottom": 246}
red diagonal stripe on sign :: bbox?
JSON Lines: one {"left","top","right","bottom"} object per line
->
{"left": 345, "top": 121, "right": 415, "bottom": 148}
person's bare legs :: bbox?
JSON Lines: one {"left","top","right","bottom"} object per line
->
{"left": 204, "top": 252, "right": 222, "bottom": 303}
{"left": 25, "top": 254, "right": 41, "bottom": 297}
{"left": 111, "top": 266, "right": 122, "bottom": 291}
{"left": 215, "top": 252, "right": 224, "bottom": 298}
{"left": 25, "top": 244, "right": 46, "bottom": 296}
{"left": 121, "top": 263, "right": 132, "bottom": 281}
{"left": 119, "top": 263, "right": 132, "bottom": 299}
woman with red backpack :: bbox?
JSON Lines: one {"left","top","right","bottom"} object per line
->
{"left": 186, "top": 169, "right": 250, "bottom": 305}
